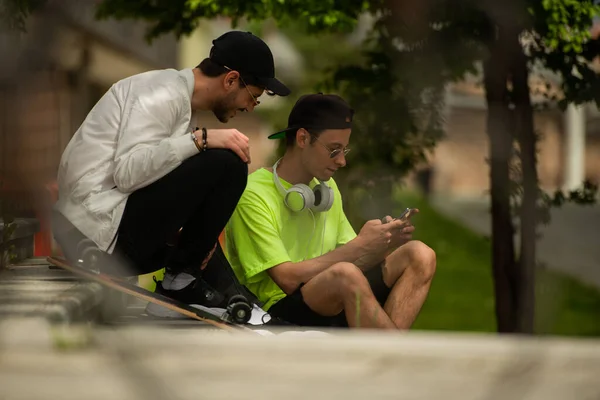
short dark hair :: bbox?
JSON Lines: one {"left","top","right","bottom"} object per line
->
{"left": 285, "top": 128, "right": 325, "bottom": 148}
{"left": 196, "top": 58, "right": 264, "bottom": 89}
{"left": 197, "top": 58, "right": 227, "bottom": 77}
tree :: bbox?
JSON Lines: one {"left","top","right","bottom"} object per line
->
{"left": 6, "top": 0, "right": 600, "bottom": 332}
{"left": 470, "top": 0, "right": 600, "bottom": 333}
{"left": 342, "top": 0, "right": 599, "bottom": 333}
{"left": 0, "top": 0, "right": 46, "bottom": 31}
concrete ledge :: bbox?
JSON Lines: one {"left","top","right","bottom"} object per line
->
{"left": 0, "top": 258, "right": 106, "bottom": 324}
{"left": 45, "top": 282, "right": 105, "bottom": 323}
{"left": 0, "top": 321, "right": 599, "bottom": 400}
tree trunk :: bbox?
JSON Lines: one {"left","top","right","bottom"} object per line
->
{"left": 511, "top": 38, "right": 537, "bottom": 334}
{"left": 483, "top": 31, "right": 519, "bottom": 333}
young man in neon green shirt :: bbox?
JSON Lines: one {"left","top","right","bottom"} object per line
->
{"left": 224, "top": 94, "right": 436, "bottom": 329}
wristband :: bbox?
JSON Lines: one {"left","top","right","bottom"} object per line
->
{"left": 191, "top": 128, "right": 202, "bottom": 152}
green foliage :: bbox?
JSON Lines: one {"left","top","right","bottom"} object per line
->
{"left": 95, "top": 0, "right": 371, "bottom": 41}
{"left": 527, "top": 0, "right": 600, "bottom": 108}
{"left": 319, "top": 10, "right": 486, "bottom": 179}
{"left": 533, "top": 0, "right": 600, "bottom": 53}
{"left": 321, "top": 35, "right": 443, "bottom": 176}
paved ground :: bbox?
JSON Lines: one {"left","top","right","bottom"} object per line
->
{"left": 431, "top": 195, "right": 600, "bottom": 290}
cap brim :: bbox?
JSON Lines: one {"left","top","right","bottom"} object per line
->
{"left": 260, "top": 77, "right": 291, "bottom": 97}
{"left": 267, "top": 126, "right": 297, "bottom": 140}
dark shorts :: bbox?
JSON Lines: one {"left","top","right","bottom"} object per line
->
{"left": 267, "top": 263, "right": 391, "bottom": 328}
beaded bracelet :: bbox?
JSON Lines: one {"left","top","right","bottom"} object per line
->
{"left": 201, "top": 127, "right": 208, "bottom": 151}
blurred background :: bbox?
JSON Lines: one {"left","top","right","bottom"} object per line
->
{"left": 0, "top": 0, "right": 599, "bottom": 340}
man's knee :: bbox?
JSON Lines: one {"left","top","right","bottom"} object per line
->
{"left": 208, "top": 149, "right": 248, "bottom": 181}
{"left": 405, "top": 240, "right": 436, "bottom": 281}
{"left": 188, "top": 149, "right": 248, "bottom": 188}
{"left": 328, "top": 262, "right": 371, "bottom": 297}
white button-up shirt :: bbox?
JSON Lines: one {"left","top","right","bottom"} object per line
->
{"left": 55, "top": 68, "right": 200, "bottom": 252}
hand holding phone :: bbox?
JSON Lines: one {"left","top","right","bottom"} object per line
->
{"left": 377, "top": 207, "right": 418, "bottom": 251}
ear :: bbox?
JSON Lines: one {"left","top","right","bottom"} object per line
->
{"left": 296, "top": 128, "right": 309, "bottom": 149}
{"left": 223, "top": 71, "right": 239, "bottom": 90}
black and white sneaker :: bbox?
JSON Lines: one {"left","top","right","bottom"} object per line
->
{"left": 145, "top": 275, "right": 226, "bottom": 318}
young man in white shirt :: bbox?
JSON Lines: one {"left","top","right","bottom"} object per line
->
{"left": 52, "top": 31, "right": 290, "bottom": 316}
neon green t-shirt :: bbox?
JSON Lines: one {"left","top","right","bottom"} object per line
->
{"left": 223, "top": 168, "right": 357, "bottom": 311}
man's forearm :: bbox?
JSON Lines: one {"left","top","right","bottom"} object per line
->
{"left": 297, "top": 237, "right": 366, "bottom": 278}
{"left": 270, "top": 237, "right": 368, "bottom": 293}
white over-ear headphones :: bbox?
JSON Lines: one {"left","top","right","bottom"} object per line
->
{"left": 272, "top": 158, "right": 334, "bottom": 212}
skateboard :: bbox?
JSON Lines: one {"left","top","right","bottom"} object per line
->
{"left": 47, "top": 255, "right": 257, "bottom": 333}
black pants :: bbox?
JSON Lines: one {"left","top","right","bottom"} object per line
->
{"left": 54, "top": 149, "right": 247, "bottom": 277}
{"left": 268, "top": 263, "right": 392, "bottom": 328}
{"left": 112, "top": 149, "right": 247, "bottom": 277}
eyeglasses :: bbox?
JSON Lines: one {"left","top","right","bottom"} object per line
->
{"left": 310, "top": 134, "right": 351, "bottom": 159}
{"left": 222, "top": 65, "right": 260, "bottom": 107}
{"left": 239, "top": 75, "right": 260, "bottom": 106}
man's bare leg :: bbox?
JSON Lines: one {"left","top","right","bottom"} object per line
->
{"left": 300, "top": 262, "right": 397, "bottom": 329}
{"left": 381, "top": 240, "right": 436, "bottom": 329}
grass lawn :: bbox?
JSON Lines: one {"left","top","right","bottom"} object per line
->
{"left": 393, "top": 189, "right": 600, "bottom": 337}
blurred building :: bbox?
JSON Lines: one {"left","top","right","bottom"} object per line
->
{"left": 0, "top": 0, "right": 178, "bottom": 256}
{"left": 0, "top": 0, "right": 177, "bottom": 214}
{"left": 421, "top": 23, "right": 600, "bottom": 200}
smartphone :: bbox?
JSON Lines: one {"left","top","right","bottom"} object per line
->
{"left": 381, "top": 208, "right": 417, "bottom": 224}
{"left": 396, "top": 207, "right": 417, "bottom": 221}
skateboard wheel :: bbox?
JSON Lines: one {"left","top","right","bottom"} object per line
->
{"left": 228, "top": 294, "right": 248, "bottom": 306}
{"left": 81, "top": 246, "right": 102, "bottom": 271}
{"left": 227, "top": 295, "right": 252, "bottom": 324}
{"left": 230, "top": 302, "right": 252, "bottom": 324}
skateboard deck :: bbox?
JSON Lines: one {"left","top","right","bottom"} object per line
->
{"left": 47, "top": 256, "right": 256, "bottom": 333}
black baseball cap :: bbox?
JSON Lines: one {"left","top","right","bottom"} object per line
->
{"left": 268, "top": 93, "right": 354, "bottom": 139}
{"left": 209, "top": 31, "right": 290, "bottom": 97}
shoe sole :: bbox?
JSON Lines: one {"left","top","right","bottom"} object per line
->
{"left": 145, "top": 301, "right": 226, "bottom": 320}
